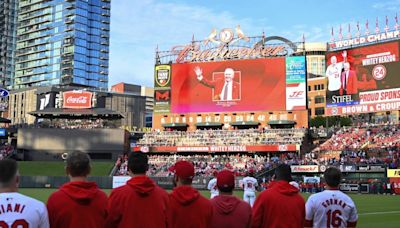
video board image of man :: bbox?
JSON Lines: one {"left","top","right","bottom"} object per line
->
{"left": 194, "top": 66, "right": 241, "bottom": 101}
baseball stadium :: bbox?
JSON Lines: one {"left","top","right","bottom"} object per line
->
{"left": 1, "top": 14, "right": 400, "bottom": 228}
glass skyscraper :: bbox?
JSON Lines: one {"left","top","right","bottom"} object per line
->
{"left": 0, "top": 0, "right": 18, "bottom": 88}
{"left": 14, "top": 0, "right": 110, "bottom": 90}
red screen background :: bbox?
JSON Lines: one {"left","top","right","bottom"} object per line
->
{"left": 171, "top": 58, "right": 286, "bottom": 113}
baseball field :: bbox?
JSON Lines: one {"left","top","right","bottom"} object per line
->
{"left": 16, "top": 161, "right": 400, "bottom": 227}
{"left": 20, "top": 188, "right": 400, "bottom": 228}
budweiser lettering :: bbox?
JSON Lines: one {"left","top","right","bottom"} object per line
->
{"left": 66, "top": 96, "right": 88, "bottom": 104}
{"left": 172, "top": 44, "right": 287, "bottom": 63}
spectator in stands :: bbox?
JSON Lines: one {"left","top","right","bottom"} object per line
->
{"left": 210, "top": 170, "right": 252, "bottom": 228}
{"left": 47, "top": 151, "right": 107, "bottom": 228}
{"left": 169, "top": 160, "right": 213, "bottom": 228}
{"left": 106, "top": 152, "right": 170, "bottom": 228}
{"left": 251, "top": 164, "right": 305, "bottom": 228}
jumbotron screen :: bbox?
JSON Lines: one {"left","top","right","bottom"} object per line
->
{"left": 325, "top": 41, "right": 400, "bottom": 115}
{"left": 169, "top": 57, "right": 306, "bottom": 113}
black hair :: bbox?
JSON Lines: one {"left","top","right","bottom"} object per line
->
{"left": 274, "top": 164, "right": 292, "bottom": 182}
{"left": 66, "top": 151, "right": 91, "bottom": 177}
{"left": 0, "top": 159, "right": 18, "bottom": 186}
{"left": 128, "top": 152, "right": 149, "bottom": 174}
{"left": 324, "top": 167, "right": 342, "bottom": 187}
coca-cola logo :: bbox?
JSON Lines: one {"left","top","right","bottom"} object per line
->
{"left": 66, "top": 96, "right": 88, "bottom": 104}
{"left": 63, "top": 91, "right": 92, "bottom": 109}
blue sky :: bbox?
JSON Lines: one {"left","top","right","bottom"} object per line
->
{"left": 109, "top": 0, "right": 400, "bottom": 87}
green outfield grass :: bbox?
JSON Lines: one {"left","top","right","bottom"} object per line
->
{"left": 19, "top": 188, "right": 400, "bottom": 228}
{"left": 18, "top": 161, "right": 114, "bottom": 176}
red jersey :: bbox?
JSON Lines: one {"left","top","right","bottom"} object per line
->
{"left": 47, "top": 181, "right": 107, "bottom": 228}
{"left": 105, "top": 175, "right": 169, "bottom": 228}
{"left": 169, "top": 185, "right": 213, "bottom": 228}
{"left": 251, "top": 180, "right": 305, "bottom": 228}
{"left": 210, "top": 195, "right": 252, "bottom": 228}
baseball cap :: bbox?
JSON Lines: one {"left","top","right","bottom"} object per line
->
{"left": 170, "top": 160, "right": 195, "bottom": 180}
{"left": 217, "top": 170, "right": 235, "bottom": 189}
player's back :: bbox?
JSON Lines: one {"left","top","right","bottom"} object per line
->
{"left": 306, "top": 190, "right": 358, "bottom": 228}
{"left": 0, "top": 192, "right": 49, "bottom": 228}
{"left": 242, "top": 177, "right": 257, "bottom": 192}
{"left": 208, "top": 178, "right": 218, "bottom": 194}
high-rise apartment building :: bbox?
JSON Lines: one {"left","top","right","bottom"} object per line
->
{"left": 14, "top": 0, "right": 110, "bottom": 90}
{"left": 0, "top": 0, "right": 18, "bottom": 88}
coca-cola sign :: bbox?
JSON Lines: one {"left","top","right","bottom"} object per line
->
{"left": 63, "top": 91, "right": 92, "bottom": 109}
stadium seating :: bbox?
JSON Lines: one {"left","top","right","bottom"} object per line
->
{"left": 137, "top": 129, "right": 306, "bottom": 147}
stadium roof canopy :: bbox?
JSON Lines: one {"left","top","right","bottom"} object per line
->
{"left": 162, "top": 123, "right": 188, "bottom": 128}
{"left": 195, "top": 122, "right": 223, "bottom": 127}
{"left": 230, "top": 121, "right": 260, "bottom": 126}
{"left": 29, "top": 108, "right": 124, "bottom": 119}
{"left": 0, "top": 117, "right": 11, "bottom": 123}
{"left": 268, "top": 120, "right": 296, "bottom": 125}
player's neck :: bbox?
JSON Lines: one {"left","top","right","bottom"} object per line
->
{"left": 219, "top": 191, "right": 233, "bottom": 196}
{"left": 326, "top": 186, "right": 339, "bottom": 190}
{"left": 0, "top": 187, "right": 18, "bottom": 193}
{"left": 130, "top": 173, "right": 147, "bottom": 178}
{"left": 69, "top": 176, "right": 88, "bottom": 182}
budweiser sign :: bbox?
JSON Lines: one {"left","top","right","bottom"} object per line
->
{"left": 63, "top": 91, "right": 93, "bottom": 109}
{"left": 290, "top": 165, "right": 319, "bottom": 173}
{"left": 172, "top": 44, "right": 287, "bottom": 63}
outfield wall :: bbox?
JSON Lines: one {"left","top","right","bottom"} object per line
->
{"left": 17, "top": 128, "right": 128, "bottom": 160}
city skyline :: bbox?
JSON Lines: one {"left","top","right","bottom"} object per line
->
{"left": 109, "top": 0, "right": 400, "bottom": 87}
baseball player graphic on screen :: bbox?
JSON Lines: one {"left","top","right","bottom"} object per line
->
{"left": 194, "top": 66, "right": 241, "bottom": 101}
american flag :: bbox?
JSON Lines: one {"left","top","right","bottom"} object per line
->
{"left": 365, "top": 19, "right": 370, "bottom": 35}
{"left": 338, "top": 24, "right": 343, "bottom": 40}
{"left": 375, "top": 17, "right": 380, "bottom": 34}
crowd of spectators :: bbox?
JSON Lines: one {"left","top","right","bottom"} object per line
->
{"left": 309, "top": 124, "right": 400, "bottom": 168}
{"left": 0, "top": 143, "right": 14, "bottom": 160}
{"left": 114, "top": 153, "right": 302, "bottom": 177}
{"left": 137, "top": 129, "right": 306, "bottom": 147}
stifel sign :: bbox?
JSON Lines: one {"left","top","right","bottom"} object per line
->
{"left": 63, "top": 91, "right": 92, "bottom": 109}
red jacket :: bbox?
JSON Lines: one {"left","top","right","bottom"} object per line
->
{"left": 210, "top": 195, "right": 252, "bottom": 228}
{"left": 169, "top": 185, "right": 213, "bottom": 228}
{"left": 340, "top": 70, "right": 358, "bottom": 95}
{"left": 251, "top": 180, "right": 305, "bottom": 228}
{"left": 47, "top": 181, "right": 108, "bottom": 228}
{"left": 105, "top": 176, "right": 169, "bottom": 228}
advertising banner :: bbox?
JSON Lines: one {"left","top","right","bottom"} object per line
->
{"left": 154, "top": 65, "right": 171, "bottom": 88}
{"left": 290, "top": 165, "right": 319, "bottom": 173}
{"left": 62, "top": 91, "right": 92, "bottom": 109}
{"left": 387, "top": 169, "right": 400, "bottom": 178}
{"left": 154, "top": 65, "right": 172, "bottom": 113}
{"left": 286, "top": 56, "right": 307, "bottom": 110}
{"left": 133, "top": 144, "right": 297, "bottom": 153}
{"left": 170, "top": 58, "right": 306, "bottom": 113}
{"left": 303, "top": 176, "right": 321, "bottom": 183}
{"left": 325, "top": 41, "right": 400, "bottom": 115}
{"left": 339, "top": 164, "right": 357, "bottom": 172}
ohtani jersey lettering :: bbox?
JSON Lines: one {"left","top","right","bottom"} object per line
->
{"left": 207, "top": 178, "right": 219, "bottom": 195}
{"left": 326, "top": 63, "right": 343, "bottom": 91}
{"left": 241, "top": 177, "right": 258, "bottom": 192}
{"left": 306, "top": 190, "right": 358, "bottom": 228}
{"left": 0, "top": 192, "right": 49, "bottom": 228}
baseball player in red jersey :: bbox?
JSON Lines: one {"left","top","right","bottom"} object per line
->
{"left": 47, "top": 151, "right": 107, "bottom": 228}
{"left": 106, "top": 152, "right": 170, "bottom": 228}
{"left": 169, "top": 160, "right": 213, "bottom": 228}
{"left": 252, "top": 164, "right": 305, "bottom": 228}
{"left": 210, "top": 170, "right": 252, "bottom": 228}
